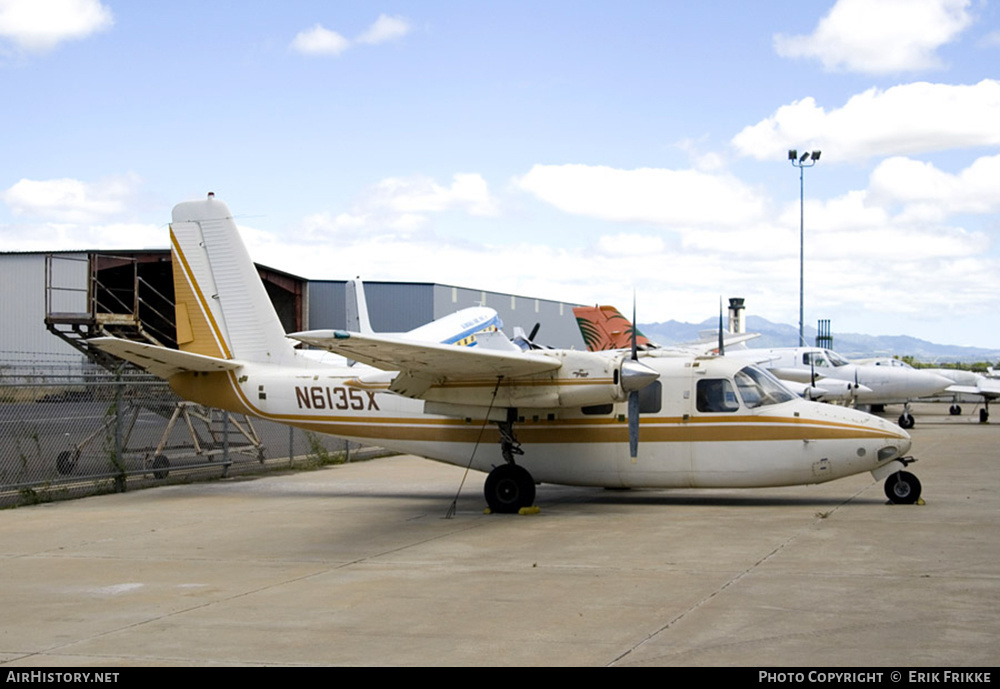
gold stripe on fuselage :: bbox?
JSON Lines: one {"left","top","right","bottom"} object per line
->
{"left": 170, "top": 370, "right": 904, "bottom": 446}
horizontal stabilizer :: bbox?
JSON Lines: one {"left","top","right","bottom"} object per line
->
{"left": 290, "top": 330, "right": 561, "bottom": 381}
{"left": 89, "top": 337, "right": 241, "bottom": 379}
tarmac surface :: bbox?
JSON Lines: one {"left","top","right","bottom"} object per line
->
{"left": 1, "top": 402, "right": 997, "bottom": 667}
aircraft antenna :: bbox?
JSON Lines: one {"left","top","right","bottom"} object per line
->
{"left": 445, "top": 376, "right": 503, "bottom": 519}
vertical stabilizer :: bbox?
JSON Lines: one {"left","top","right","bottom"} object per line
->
{"left": 573, "top": 305, "right": 650, "bottom": 352}
{"left": 170, "top": 195, "right": 296, "bottom": 364}
{"left": 345, "top": 278, "right": 374, "bottom": 334}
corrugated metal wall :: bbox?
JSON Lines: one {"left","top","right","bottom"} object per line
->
{"left": 3, "top": 255, "right": 586, "bottom": 356}
{"left": 1, "top": 253, "right": 87, "bottom": 360}
{"left": 432, "top": 284, "right": 585, "bottom": 349}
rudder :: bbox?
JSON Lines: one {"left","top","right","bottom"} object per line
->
{"left": 170, "top": 194, "right": 295, "bottom": 364}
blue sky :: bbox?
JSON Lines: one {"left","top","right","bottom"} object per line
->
{"left": 2, "top": 0, "right": 999, "bottom": 348}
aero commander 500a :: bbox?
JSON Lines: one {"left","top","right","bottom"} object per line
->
{"left": 90, "top": 195, "right": 923, "bottom": 511}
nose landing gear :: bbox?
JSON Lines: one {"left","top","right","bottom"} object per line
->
{"left": 884, "top": 470, "right": 922, "bottom": 505}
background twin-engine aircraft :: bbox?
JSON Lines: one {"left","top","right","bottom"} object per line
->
{"left": 90, "top": 195, "right": 921, "bottom": 512}
{"left": 575, "top": 306, "right": 956, "bottom": 429}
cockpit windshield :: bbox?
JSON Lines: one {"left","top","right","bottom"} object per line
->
{"left": 734, "top": 365, "right": 797, "bottom": 408}
{"left": 825, "top": 350, "right": 850, "bottom": 367}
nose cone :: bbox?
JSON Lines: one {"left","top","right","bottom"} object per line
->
{"left": 873, "top": 413, "right": 912, "bottom": 458}
{"left": 924, "top": 372, "right": 957, "bottom": 396}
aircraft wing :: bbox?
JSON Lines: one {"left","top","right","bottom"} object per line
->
{"left": 88, "top": 337, "right": 242, "bottom": 379}
{"left": 947, "top": 381, "right": 1000, "bottom": 401}
{"left": 290, "top": 330, "right": 561, "bottom": 382}
{"left": 688, "top": 331, "right": 761, "bottom": 355}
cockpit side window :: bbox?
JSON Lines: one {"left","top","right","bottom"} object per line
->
{"left": 696, "top": 379, "right": 739, "bottom": 413}
{"left": 804, "top": 351, "right": 829, "bottom": 367}
{"left": 734, "top": 366, "right": 797, "bottom": 408}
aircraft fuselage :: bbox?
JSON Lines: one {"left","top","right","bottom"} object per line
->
{"left": 169, "top": 354, "right": 911, "bottom": 490}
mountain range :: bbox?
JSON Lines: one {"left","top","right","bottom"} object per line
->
{"left": 638, "top": 316, "right": 1000, "bottom": 364}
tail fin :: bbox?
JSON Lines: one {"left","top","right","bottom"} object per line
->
{"left": 345, "top": 278, "right": 374, "bottom": 334}
{"left": 573, "top": 305, "right": 650, "bottom": 352}
{"left": 170, "top": 194, "right": 296, "bottom": 364}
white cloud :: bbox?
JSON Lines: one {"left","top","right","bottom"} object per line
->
{"left": 867, "top": 154, "right": 1000, "bottom": 215}
{"left": 290, "top": 14, "right": 410, "bottom": 56}
{"left": 504, "top": 158, "right": 999, "bottom": 330}
{"left": 0, "top": 221, "right": 164, "bottom": 251}
{"left": 279, "top": 173, "right": 498, "bottom": 243}
{"left": 289, "top": 24, "right": 350, "bottom": 56}
{"left": 0, "top": 0, "right": 112, "bottom": 54}
{"left": 596, "top": 233, "right": 665, "bottom": 257}
{"left": 0, "top": 173, "right": 163, "bottom": 250}
{"left": 356, "top": 14, "right": 411, "bottom": 45}
{"left": 376, "top": 173, "right": 497, "bottom": 217}
{"left": 774, "top": 0, "right": 974, "bottom": 74}
{"left": 2, "top": 174, "right": 140, "bottom": 223}
{"left": 514, "top": 164, "right": 767, "bottom": 227}
{"left": 732, "top": 80, "right": 1000, "bottom": 161}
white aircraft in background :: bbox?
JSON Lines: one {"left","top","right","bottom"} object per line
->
{"left": 865, "top": 358, "right": 999, "bottom": 423}
{"left": 298, "top": 278, "right": 501, "bottom": 368}
{"left": 574, "top": 310, "right": 952, "bottom": 429}
{"left": 725, "top": 348, "right": 954, "bottom": 429}
{"left": 89, "top": 195, "right": 922, "bottom": 510}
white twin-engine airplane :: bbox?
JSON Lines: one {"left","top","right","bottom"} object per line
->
{"left": 90, "top": 195, "right": 922, "bottom": 512}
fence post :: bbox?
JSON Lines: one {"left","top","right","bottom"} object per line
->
{"left": 113, "top": 368, "right": 126, "bottom": 492}
{"left": 222, "top": 410, "right": 230, "bottom": 478}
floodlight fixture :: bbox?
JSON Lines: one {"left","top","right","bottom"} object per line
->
{"left": 788, "top": 149, "right": 798, "bottom": 161}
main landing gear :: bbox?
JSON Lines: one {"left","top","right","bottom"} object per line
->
{"left": 948, "top": 401, "right": 989, "bottom": 423}
{"left": 484, "top": 414, "right": 536, "bottom": 514}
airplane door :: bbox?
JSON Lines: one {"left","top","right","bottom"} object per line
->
{"left": 615, "top": 373, "right": 691, "bottom": 488}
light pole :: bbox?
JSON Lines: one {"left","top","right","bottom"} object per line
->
{"left": 789, "top": 149, "right": 820, "bottom": 347}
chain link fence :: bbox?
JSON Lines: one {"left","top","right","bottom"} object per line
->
{"left": 0, "top": 355, "right": 381, "bottom": 507}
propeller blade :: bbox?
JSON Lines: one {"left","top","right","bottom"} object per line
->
{"left": 630, "top": 296, "right": 638, "bottom": 362}
{"left": 627, "top": 292, "right": 646, "bottom": 458}
{"left": 628, "top": 390, "right": 640, "bottom": 458}
{"left": 718, "top": 298, "right": 725, "bottom": 356}
{"left": 528, "top": 322, "right": 541, "bottom": 342}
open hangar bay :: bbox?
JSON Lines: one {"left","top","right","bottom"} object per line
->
{"left": 0, "top": 402, "right": 995, "bottom": 667}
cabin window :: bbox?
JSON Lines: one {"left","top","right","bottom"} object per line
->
{"left": 696, "top": 379, "right": 739, "bottom": 413}
{"left": 581, "top": 404, "right": 613, "bottom": 415}
{"left": 639, "top": 381, "right": 662, "bottom": 414}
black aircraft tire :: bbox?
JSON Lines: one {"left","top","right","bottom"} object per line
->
{"left": 898, "top": 413, "right": 915, "bottom": 429}
{"left": 884, "top": 471, "right": 921, "bottom": 505}
{"left": 485, "top": 464, "right": 536, "bottom": 514}
{"left": 949, "top": 404, "right": 962, "bottom": 416}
